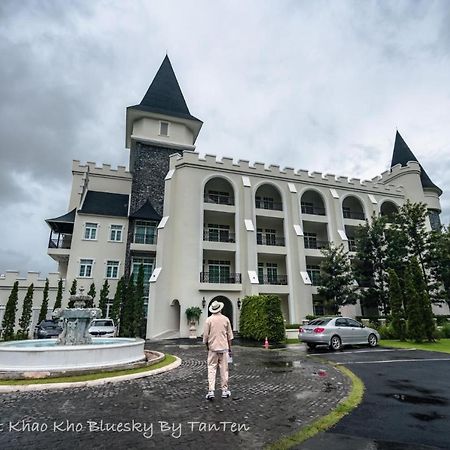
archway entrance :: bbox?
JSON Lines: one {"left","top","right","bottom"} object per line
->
{"left": 208, "top": 296, "right": 233, "bottom": 328}
{"left": 169, "top": 299, "right": 181, "bottom": 333}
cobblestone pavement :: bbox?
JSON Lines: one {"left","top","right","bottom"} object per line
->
{"left": 0, "top": 342, "right": 350, "bottom": 449}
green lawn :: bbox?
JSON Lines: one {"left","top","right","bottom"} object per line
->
{"left": 381, "top": 339, "right": 450, "bottom": 354}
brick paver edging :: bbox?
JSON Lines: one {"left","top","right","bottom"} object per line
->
{"left": 0, "top": 353, "right": 181, "bottom": 393}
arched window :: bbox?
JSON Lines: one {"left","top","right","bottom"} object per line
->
{"left": 204, "top": 178, "right": 235, "bottom": 206}
{"left": 301, "top": 190, "right": 326, "bottom": 216}
{"left": 255, "top": 184, "right": 283, "bottom": 211}
{"left": 380, "top": 201, "right": 399, "bottom": 219}
{"left": 342, "top": 196, "right": 365, "bottom": 220}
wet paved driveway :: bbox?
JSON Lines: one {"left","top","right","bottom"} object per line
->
{"left": 0, "top": 342, "right": 349, "bottom": 449}
{"left": 300, "top": 347, "right": 450, "bottom": 449}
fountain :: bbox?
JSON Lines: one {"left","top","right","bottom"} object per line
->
{"left": 0, "top": 289, "right": 146, "bottom": 375}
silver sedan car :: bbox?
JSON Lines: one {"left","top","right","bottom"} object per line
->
{"left": 298, "top": 317, "right": 380, "bottom": 351}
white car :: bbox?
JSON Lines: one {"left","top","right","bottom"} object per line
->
{"left": 89, "top": 319, "right": 117, "bottom": 337}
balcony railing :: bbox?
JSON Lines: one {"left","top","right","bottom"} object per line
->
{"left": 204, "top": 193, "right": 235, "bottom": 206}
{"left": 203, "top": 230, "right": 236, "bottom": 243}
{"left": 343, "top": 210, "right": 365, "bottom": 220}
{"left": 255, "top": 199, "right": 283, "bottom": 211}
{"left": 133, "top": 233, "right": 157, "bottom": 245}
{"left": 304, "top": 239, "right": 329, "bottom": 250}
{"left": 200, "top": 272, "right": 242, "bottom": 283}
{"left": 48, "top": 233, "right": 72, "bottom": 249}
{"left": 259, "top": 274, "right": 288, "bottom": 285}
{"left": 256, "top": 235, "right": 285, "bottom": 246}
{"left": 301, "top": 204, "right": 326, "bottom": 216}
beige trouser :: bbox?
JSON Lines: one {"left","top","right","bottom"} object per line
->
{"left": 207, "top": 350, "right": 229, "bottom": 391}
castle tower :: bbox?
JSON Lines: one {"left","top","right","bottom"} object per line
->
{"left": 389, "top": 131, "right": 442, "bottom": 229}
{"left": 124, "top": 56, "right": 203, "bottom": 275}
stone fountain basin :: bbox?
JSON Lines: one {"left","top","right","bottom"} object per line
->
{"left": 0, "top": 338, "right": 146, "bottom": 372}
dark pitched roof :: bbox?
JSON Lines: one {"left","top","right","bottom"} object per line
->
{"left": 79, "top": 191, "right": 129, "bottom": 217}
{"left": 391, "top": 131, "right": 442, "bottom": 195}
{"left": 129, "top": 200, "right": 161, "bottom": 221}
{"left": 128, "top": 55, "right": 202, "bottom": 123}
{"left": 45, "top": 208, "right": 76, "bottom": 233}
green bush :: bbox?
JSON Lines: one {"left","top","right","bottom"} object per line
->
{"left": 239, "top": 295, "right": 285, "bottom": 343}
{"left": 285, "top": 323, "right": 302, "bottom": 329}
{"left": 439, "top": 323, "right": 450, "bottom": 338}
{"left": 435, "top": 315, "right": 450, "bottom": 326}
{"left": 305, "top": 315, "right": 317, "bottom": 321}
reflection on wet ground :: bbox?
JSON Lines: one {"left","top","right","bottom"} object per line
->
{"left": 385, "top": 393, "right": 448, "bottom": 406}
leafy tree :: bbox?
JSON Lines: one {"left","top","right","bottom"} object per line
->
{"left": 410, "top": 257, "right": 436, "bottom": 341}
{"left": 133, "top": 264, "right": 146, "bottom": 338}
{"left": 18, "top": 283, "right": 34, "bottom": 339}
{"left": 388, "top": 270, "right": 406, "bottom": 340}
{"left": 110, "top": 276, "right": 125, "bottom": 326}
{"left": 98, "top": 280, "right": 110, "bottom": 318}
{"left": 427, "top": 226, "right": 450, "bottom": 306}
{"left": 68, "top": 279, "right": 77, "bottom": 308}
{"left": 53, "top": 278, "right": 63, "bottom": 310}
{"left": 38, "top": 278, "right": 49, "bottom": 324}
{"left": 1, "top": 281, "right": 19, "bottom": 341}
{"left": 405, "top": 265, "right": 425, "bottom": 342}
{"left": 354, "top": 215, "right": 390, "bottom": 314}
{"left": 86, "top": 282, "right": 96, "bottom": 308}
{"left": 317, "top": 244, "right": 358, "bottom": 315}
{"left": 120, "top": 275, "right": 135, "bottom": 337}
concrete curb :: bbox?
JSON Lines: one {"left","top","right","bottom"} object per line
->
{"left": 0, "top": 355, "right": 182, "bottom": 393}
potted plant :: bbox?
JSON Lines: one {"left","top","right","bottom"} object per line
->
{"left": 186, "top": 307, "right": 202, "bottom": 339}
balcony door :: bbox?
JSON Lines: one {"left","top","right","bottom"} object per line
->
{"left": 208, "top": 260, "right": 231, "bottom": 283}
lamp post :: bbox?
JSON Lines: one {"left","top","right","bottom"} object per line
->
{"left": 202, "top": 297, "right": 206, "bottom": 309}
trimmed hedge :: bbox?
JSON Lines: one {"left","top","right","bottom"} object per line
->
{"left": 239, "top": 295, "right": 285, "bottom": 343}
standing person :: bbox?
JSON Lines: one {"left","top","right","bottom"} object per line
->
{"left": 203, "top": 300, "right": 234, "bottom": 400}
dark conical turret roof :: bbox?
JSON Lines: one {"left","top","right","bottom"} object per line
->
{"left": 129, "top": 55, "right": 202, "bottom": 123}
{"left": 391, "top": 131, "right": 442, "bottom": 195}
{"left": 129, "top": 199, "right": 161, "bottom": 221}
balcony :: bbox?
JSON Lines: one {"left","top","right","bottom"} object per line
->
{"left": 343, "top": 210, "right": 365, "bottom": 220}
{"left": 301, "top": 204, "right": 326, "bottom": 216}
{"left": 257, "top": 235, "right": 285, "bottom": 246}
{"left": 200, "top": 272, "right": 242, "bottom": 283}
{"left": 255, "top": 199, "right": 283, "bottom": 211}
{"left": 304, "top": 239, "right": 328, "bottom": 250}
{"left": 130, "top": 232, "right": 157, "bottom": 253}
{"left": 47, "top": 232, "right": 72, "bottom": 262}
{"left": 203, "top": 229, "right": 235, "bottom": 243}
{"left": 204, "top": 193, "right": 234, "bottom": 206}
{"left": 259, "top": 274, "right": 288, "bottom": 285}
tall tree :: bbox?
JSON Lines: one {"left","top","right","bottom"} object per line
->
{"left": 388, "top": 270, "right": 406, "bottom": 340}
{"left": 1, "top": 281, "right": 19, "bottom": 341}
{"left": 110, "top": 276, "right": 125, "bottom": 327}
{"left": 86, "top": 282, "right": 96, "bottom": 308}
{"left": 18, "top": 284, "right": 34, "bottom": 339}
{"left": 427, "top": 226, "right": 450, "bottom": 306}
{"left": 98, "top": 280, "right": 110, "bottom": 318}
{"left": 410, "top": 257, "right": 436, "bottom": 342}
{"left": 38, "top": 278, "right": 49, "bottom": 323}
{"left": 120, "top": 275, "right": 135, "bottom": 337}
{"left": 405, "top": 265, "right": 425, "bottom": 343}
{"left": 53, "top": 278, "right": 63, "bottom": 310}
{"left": 317, "top": 244, "right": 358, "bottom": 315}
{"left": 133, "top": 264, "right": 146, "bottom": 338}
{"left": 68, "top": 279, "right": 77, "bottom": 308}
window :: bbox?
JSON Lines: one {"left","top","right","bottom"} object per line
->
{"left": 106, "top": 260, "right": 119, "bottom": 279}
{"left": 207, "top": 224, "right": 231, "bottom": 242}
{"left": 110, "top": 225, "right": 123, "bottom": 242}
{"left": 134, "top": 221, "right": 157, "bottom": 245}
{"left": 301, "top": 201, "right": 314, "bottom": 214}
{"left": 258, "top": 262, "right": 264, "bottom": 282}
{"left": 255, "top": 196, "right": 274, "bottom": 209}
{"left": 206, "top": 190, "right": 231, "bottom": 205}
{"left": 79, "top": 259, "right": 94, "bottom": 277}
{"left": 348, "top": 237, "right": 357, "bottom": 252}
{"left": 304, "top": 232, "right": 317, "bottom": 249}
{"left": 84, "top": 223, "right": 97, "bottom": 240}
{"left": 131, "top": 257, "right": 154, "bottom": 297}
{"left": 266, "top": 263, "right": 278, "bottom": 284}
{"left": 343, "top": 206, "right": 351, "bottom": 218}
{"left": 159, "top": 121, "right": 169, "bottom": 136}
{"left": 208, "top": 260, "right": 231, "bottom": 283}
{"left": 306, "top": 265, "right": 321, "bottom": 285}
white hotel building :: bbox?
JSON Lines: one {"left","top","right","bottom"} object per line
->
{"left": 42, "top": 56, "right": 446, "bottom": 339}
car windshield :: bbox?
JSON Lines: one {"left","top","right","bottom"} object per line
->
{"left": 307, "top": 318, "right": 332, "bottom": 326}
{"left": 92, "top": 320, "right": 114, "bottom": 327}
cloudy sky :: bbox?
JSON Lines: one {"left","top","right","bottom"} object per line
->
{"left": 1, "top": 0, "right": 449, "bottom": 276}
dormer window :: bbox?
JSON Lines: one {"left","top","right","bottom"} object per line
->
{"left": 159, "top": 121, "right": 169, "bottom": 136}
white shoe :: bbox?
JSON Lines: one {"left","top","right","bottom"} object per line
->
{"left": 206, "top": 391, "right": 215, "bottom": 400}
{"left": 221, "top": 390, "right": 231, "bottom": 398}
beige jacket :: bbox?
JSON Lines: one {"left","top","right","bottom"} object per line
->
{"left": 203, "top": 313, "right": 234, "bottom": 351}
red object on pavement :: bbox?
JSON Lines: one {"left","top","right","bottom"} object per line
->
{"left": 318, "top": 369, "right": 327, "bottom": 377}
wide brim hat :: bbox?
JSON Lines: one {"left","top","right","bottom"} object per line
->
{"left": 209, "top": 300, "right": 224, "bottom": 314}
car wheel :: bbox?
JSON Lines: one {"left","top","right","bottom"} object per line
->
{"left": 306, "top": 343, "right": 316, "bottom": 350}
{"left": 329, "top": 335, "right": 342, "bottom": 351}
{"left": 368, "top": 333, "right": 378, "bottom": 347}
